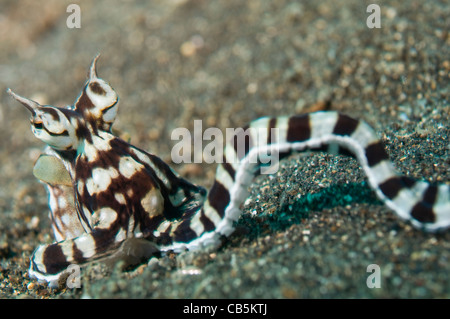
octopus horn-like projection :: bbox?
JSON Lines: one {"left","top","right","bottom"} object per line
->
{"left": 10, "top": 57, "right": 449, "bottom": 288}
{"left": 89, "top": 53, "right": 101, "bottom": 80}
{"left": 7, "top": 88, "right": 41, "bottom": 117}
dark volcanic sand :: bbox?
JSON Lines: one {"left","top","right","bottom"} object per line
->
{"left": 0, "top": 0, "right": 448, "bottom": 298}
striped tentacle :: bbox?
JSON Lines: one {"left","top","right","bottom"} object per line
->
{"left": 160, "top": 111, "right": 449, "bottom": 253}
{"left": 10, "top": 57, "right": 449, "bottom": 285}
{"left": 33, "top": 148, "right": 86, "bottom": 242}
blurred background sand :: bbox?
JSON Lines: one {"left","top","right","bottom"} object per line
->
{"left": 0, "top": 0, "right": 448, "bottom": 298}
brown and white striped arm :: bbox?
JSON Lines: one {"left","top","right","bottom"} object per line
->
{"left": 8, "top": 57, "right": 449, "bottom": 286}
{"left": 160, "top": 112, "right": 449, "bottom": 254}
